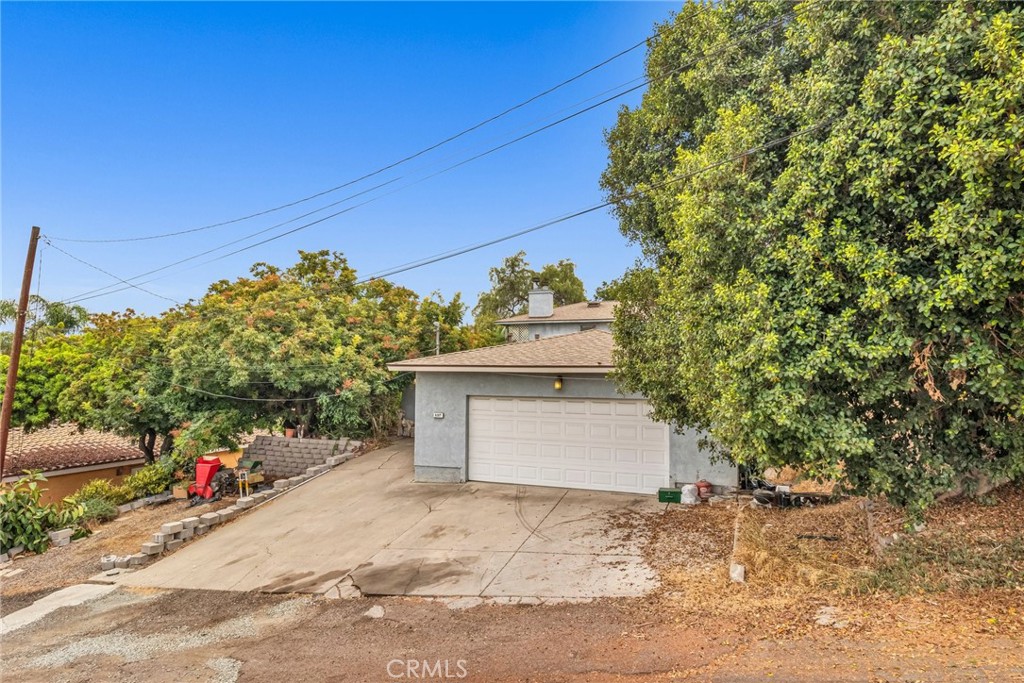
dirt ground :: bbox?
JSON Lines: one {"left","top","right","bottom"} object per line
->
{"left": 2, "top": 486, "right": 1023, "bottom": 682}
{"left": 0, "top": 496, "right": 235, "bottom": 617}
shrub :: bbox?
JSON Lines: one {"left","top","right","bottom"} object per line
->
{"left": 123, "top": 463, "right": 172, "bottom": 498}
{"left": 78, "top": 496, "right": 119, "bottom": 524}
{"left": 71, "top": 478, "right": 135, "bottom": 506}
{"left": 0, "top": 471, "right": 85, "bottom": 554}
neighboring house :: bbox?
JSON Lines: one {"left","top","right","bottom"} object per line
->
{"left": 1, "top": 425, "right": 146, "bottom": 504}
{"left": 497, "top": 287, "right": 617, "bottom": 342}
{"left": 388, "top": 288, "right": 737, "bottom": 495}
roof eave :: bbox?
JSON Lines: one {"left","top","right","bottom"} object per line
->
{"left": 386, "top": 364, "right": 613, "bottom": 374}
{"left": 497, "top": 318, "right": 614, "bottom": 325}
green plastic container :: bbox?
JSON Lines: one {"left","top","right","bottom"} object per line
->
{"left": 658, "top": 487, "right": 682, "bottom": 503}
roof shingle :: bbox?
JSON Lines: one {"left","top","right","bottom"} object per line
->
{"left": 3, "top": 425, "right": 143, "bottom": 478}
{"left": 388, "top": 329, "right": 614, "bottom": 372}
{"left": 497, "top": 300, "right": 618, "bottom": 324}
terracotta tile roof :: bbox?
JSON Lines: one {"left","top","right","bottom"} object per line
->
{"left": 388, "top": 329, "right": 614, "bottom": 372}
{"left": 497, "top": 300, "right": 618, "bottom": 324}
{"left": 3, "top": 424, "right": 143, "bottom": 478}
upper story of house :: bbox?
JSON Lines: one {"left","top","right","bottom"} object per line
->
{"left": 496, "top": 286, "right": 618, "bottom": 343}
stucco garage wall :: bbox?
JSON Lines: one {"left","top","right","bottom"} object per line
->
{"left": 413, "top": 372, "right": 737, "bottom": 489}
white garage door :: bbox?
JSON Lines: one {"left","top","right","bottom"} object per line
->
{"left": 468, "top": 396, "right": 670, "bottom": 495}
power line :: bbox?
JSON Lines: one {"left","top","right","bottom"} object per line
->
{"left": 56, "top": 10, "right": 792, "bottom": 306}
{"left": 43, "top": 238, "right": 182, "bottom": 305}
{"left": 43, "top": 9, "right": 714, "bottom": 246}
{"left": 358, "top": 121, "right": 832, "bottom": 283}
{"left": 58, "top": 80, "right": 650, "bottom": 305}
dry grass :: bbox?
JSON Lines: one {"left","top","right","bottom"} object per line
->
{"left": 733, "top": 499, "right": 875, "bottom": 591}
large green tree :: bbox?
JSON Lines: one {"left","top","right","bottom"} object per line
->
{"left": 472, "top": 251, "right": 587, "bottom": 322}
{"left": 602, "top": 0, "right": 1023, "bottom": 514}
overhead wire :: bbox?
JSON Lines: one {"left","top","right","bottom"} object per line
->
{"left": 55, "top": 9, "right": 792, "bottom": 306}
{"left": 43, "top": 5, "right": 715, "bottom": 246}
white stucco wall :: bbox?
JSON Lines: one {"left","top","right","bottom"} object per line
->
{"left": 412, "top": 371, "right": 737, "bottom": 490}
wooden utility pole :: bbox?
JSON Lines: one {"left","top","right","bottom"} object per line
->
{"left": 0, "top": 226, "right": 41, "bottom": 478}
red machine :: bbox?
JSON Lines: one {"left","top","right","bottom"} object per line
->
{"left": 189, "top": 456, "right": 223, "bottom": 499}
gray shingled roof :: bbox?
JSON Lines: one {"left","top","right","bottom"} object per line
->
{"left": 497, "top": 300, "right": 618, "bottom": 324}
{"left": 388, "top": 329, "right": 614, "bottom": 372}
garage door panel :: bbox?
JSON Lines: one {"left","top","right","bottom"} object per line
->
{"left": 468, "top": 397, "right": 670, "bottom": 495}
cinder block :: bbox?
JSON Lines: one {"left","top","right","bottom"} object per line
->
{"left": 100, "top": 554, "right": 117, "bottom": 570}
{"left": 273, "top": 479, "right": 291, "bottom": 491}
{"left": 141, "top": 542, "right": 163, "bottom": 555}
{"left": 179, "top": 527, "right": 195, "bottom": 540}
{"left": 346, "top": 440, "right": 362, "bottom": 452}
{"left": 200, "top": 512, "right": 221, "bottom": 525}
{"left": 53, "top": 537, "right": 72, "bottom": 547}
{"left": 117, "top": 503, "right": 134, "bottom": 514}
{"left": 160, "top": 521, "right": 184, "bottom": 534}
{"left": 251, "top": 492, "right": 268, "bottom": 503}
{"left": 181, "top": 517, "right": 200, "bottom": 529}
{"left": 237, "top": 496, "right": 255, "bottom": 509}
{"left": 114, "top": 556, "right": 131, "bottom": 569}
{"left": 165, "top": 539, "right": 184, "bottom": 551}
{"left": 152, "top": 532, "right": 173, "bottom": 544}
{"left": 326, "top": 456, "right": 342, "bottom": 467}
{"left": 195, "top": 525, "right": 208, "bottom": 536}
{"left": 287, "top": 476, "right": 304, "bottom": 486}
{"left": 129, "top": 552, "right": 149, "bottom": 566}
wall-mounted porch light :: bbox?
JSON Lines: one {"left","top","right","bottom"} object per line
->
{"left": 553, "top": 375, "right": 563, "bottom": 391}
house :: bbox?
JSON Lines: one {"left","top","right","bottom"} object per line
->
{"left": 388, "top": 287, "right": 737, "bottom": 495}
{"left": 1, "top": 425, "right": 146, "bottom": 504}
{"left": 497, "top": 289, "right": 617, "bottom": 342}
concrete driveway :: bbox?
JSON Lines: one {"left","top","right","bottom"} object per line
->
{"left": 119, "top": 440, "right": 664, "bottom": 599}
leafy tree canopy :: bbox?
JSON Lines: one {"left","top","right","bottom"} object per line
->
{"left": 472, "top": 251, "right": 587, "bottom": 322}
{"left": 3, "top": 250, "right": 494, "bottom": 461}
{"left": 601, "top": 0, "right": 1024, "bottom": 515}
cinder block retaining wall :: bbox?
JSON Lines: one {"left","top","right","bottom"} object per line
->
{"left": 245, "top": 435, "right": 353, "bottom": 478}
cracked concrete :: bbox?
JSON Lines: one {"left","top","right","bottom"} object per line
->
{"left": 117, "top": 439, "right": 665, "bottom": 600}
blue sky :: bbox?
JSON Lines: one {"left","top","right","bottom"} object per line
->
{"left": 2, "top": 2, "right": 677, "bottom": 318}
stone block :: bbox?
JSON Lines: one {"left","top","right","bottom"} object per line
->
{"left": 100, "top": 554, "right": 117, "bottom": 570}
{"left": 160, "top": 521, "right": 184, "bottom": 534}
{"left": 165, "top": 539, "right": 183, "bottom": 551}
{"left": 200, "top": 512, "right": 221, "bottom": 525}
{"left": 195, "top": 525, "right": 208, "bottom": 536}
{"left": 237, "top": 496, "right": 255, "bottom": 509}
{"left": 251, "top": 492, "right": 268, "bottom": 503}
{"left": 117, "top": 503, "right": 134, "bottom": 514}
{"left": 287, "top": 476, "right": 304, "bottom": 486}
{"left": 131, "top": 500, "right": 146, "bottom": 510}
{"left": 273, "top": 479, "right": 291, "bottom": 491}
{"left": 141, "top": 542, "right": 163, "bottom": 555}
{"left": 152, "top": 532, "right": 173, "bottom": 544}
{"left": 129, "top": 552, "right": 149, "bottom": 567}
{"left": 181, "top": 517, "right": 200, "bottom": 529}
{"left": 326, "top": 456, "right": 341, "bottom": 467}
{"left": 305, "top": 466, "right": 319, "bottom": 476}
{"left": 48, "top": 528, "right": 74, "bottom": 543}
{"left": 346, "top": 440, "right": 362, "bottom": 452}
{"left": 179, "top": 527, "right": 195, "bottom": 540}
{"left": 114, "top": 556, "right": 131, "bottom": 569}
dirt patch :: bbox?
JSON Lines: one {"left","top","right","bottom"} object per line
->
{"left": 0, "top": 497, "right": 235, "bottom": 617}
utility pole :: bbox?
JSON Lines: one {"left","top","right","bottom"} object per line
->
{"left": 434, "top": 319, "right": 441, "bottom": 356}
{"left": 0, "top": 226, "right": 41, "bottom": 478}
